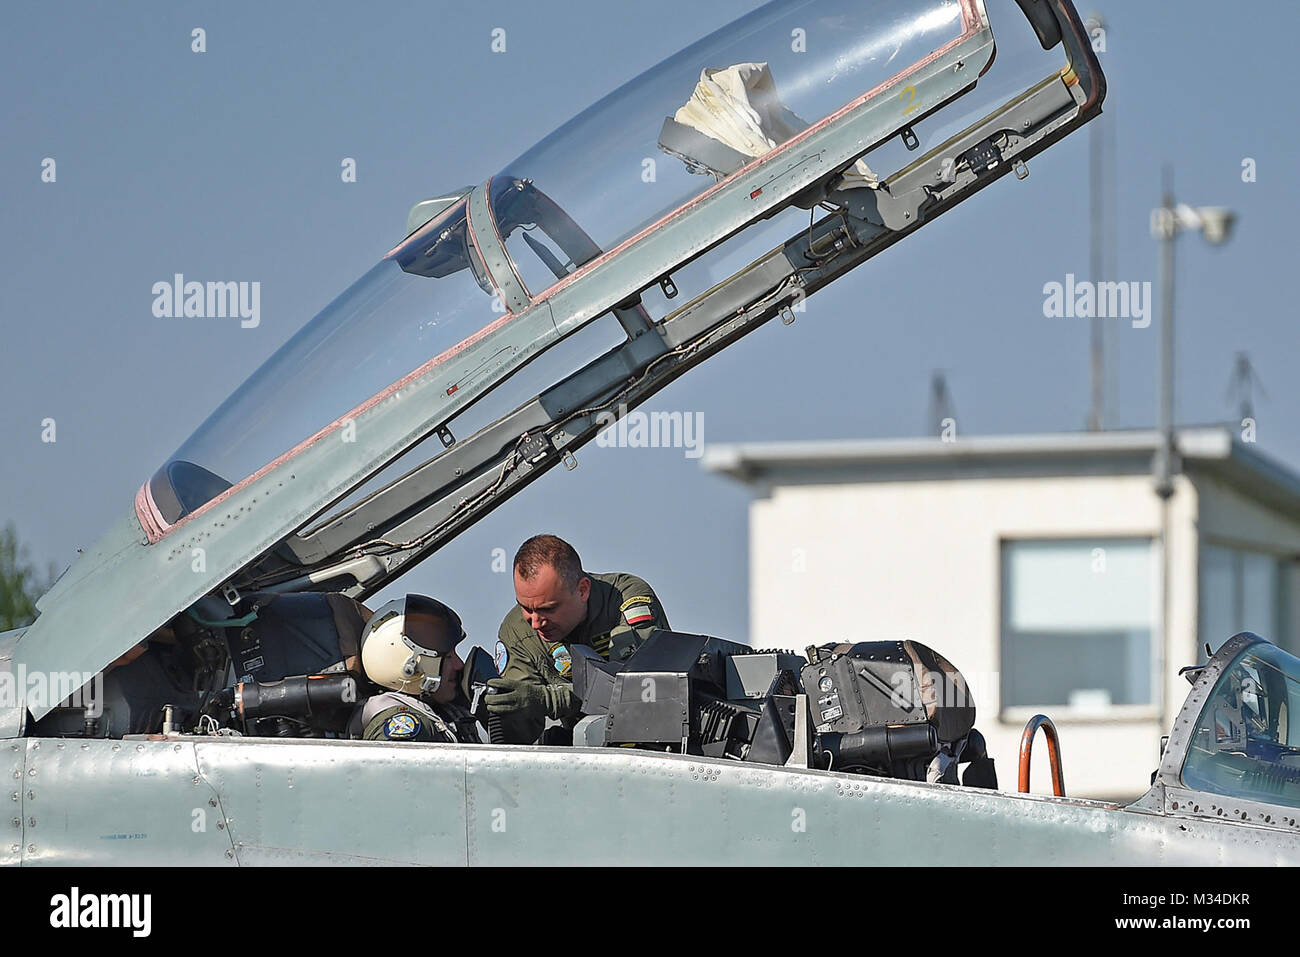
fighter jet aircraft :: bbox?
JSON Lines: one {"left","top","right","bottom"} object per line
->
{"left": 6, "top": 0, "right": 1296, "bottom": 865}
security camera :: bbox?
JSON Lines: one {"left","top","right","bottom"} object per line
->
{"left": 1197, "top": 206, "right": 1236, "bottom": 246}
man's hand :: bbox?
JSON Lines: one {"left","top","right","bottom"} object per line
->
{"left": 487, "top": 676, "right": 563, "bottom": 718}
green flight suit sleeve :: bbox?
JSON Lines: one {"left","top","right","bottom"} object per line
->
{"left": 605, "top": 575, "right": 671, "bottom": 662}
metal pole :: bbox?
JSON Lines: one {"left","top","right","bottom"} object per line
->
{"left": 1086, "top": 13, "right": 1106, "bottom": 432}
{"left": 1105, "top": 91, "right": 1119, "bottom": 423}
{"left": 1154, "top": 167, "right": 1176, "bottom": 499}
{"left": 1154, "top": 167, "right": 1176, "bottom": 720}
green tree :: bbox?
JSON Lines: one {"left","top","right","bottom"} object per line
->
{"left": 0, "top": 522, "right": 56, "bottom": 631}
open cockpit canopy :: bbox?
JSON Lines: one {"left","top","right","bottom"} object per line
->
{"left": 139, "top": 0, "right": 999, "bottom": 538}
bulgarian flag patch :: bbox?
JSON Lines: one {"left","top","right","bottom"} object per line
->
{"left": 620, "top": 595, "right": 655, "bottom": 626}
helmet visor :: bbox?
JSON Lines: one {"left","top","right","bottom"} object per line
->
{"left": 399, "top": 594, "right": 465, "bottom": 689}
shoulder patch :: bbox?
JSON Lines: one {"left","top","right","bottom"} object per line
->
{"left": 551, "top": 644, "right": 572, "bottom": 677}
{"left": 384, "top": 713, "right": 422, "bottom": 739}
{"left": 621, "top": 595, "right": 655, "bottom": 626}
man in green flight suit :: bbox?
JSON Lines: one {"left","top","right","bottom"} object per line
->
{"left": 486, "top": 534, "right": 670, "bottom": 744}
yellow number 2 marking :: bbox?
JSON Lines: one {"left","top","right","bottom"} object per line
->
{"left": 900, "top": 85, "right": 919, "bottom": 115}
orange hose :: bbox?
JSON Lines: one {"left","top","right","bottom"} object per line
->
{"left": 1018, "top": 714, "right": 1066, "bottom": 796}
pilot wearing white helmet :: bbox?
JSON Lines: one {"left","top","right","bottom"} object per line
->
{"left": 350, "top": 594, "right": 483, "bottom": 743}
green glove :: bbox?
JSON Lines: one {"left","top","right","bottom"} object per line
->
{"left": 486, "top": 676, "right": 570, "bottom": 719}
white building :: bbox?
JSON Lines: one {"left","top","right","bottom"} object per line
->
{"left": 704, "top": 427, "right": 1300, "bottom": 800}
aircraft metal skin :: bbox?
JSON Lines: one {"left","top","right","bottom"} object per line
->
{"left": 12, "top": 740, "right": 1299, "bottom": 866}
{"left": 14, "top": 0, "right": 1285, "bottom": 868}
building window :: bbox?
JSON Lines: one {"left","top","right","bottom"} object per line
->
{"left": 1199, "top": 543, "right": 1293, "bottom": 656}
{"left": 1000, "top": 538, "right": 1157, "bottom": 714}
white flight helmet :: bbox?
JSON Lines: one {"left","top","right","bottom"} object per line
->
{"left": 359, "top": 594, "right": 465, "bottom": 695}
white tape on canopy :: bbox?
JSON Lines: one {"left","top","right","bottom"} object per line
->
{"left": 673, "top": 62, "right": 879, "bottom": 188}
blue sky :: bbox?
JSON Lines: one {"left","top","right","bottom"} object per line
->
{"left": 3, "top": 0, "right": 1298, "bottom": 652}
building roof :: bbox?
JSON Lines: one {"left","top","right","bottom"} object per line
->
{"left": 703, "top": 426, "right": 1300, "bottom": 519}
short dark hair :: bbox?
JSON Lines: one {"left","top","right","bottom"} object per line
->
{"left": 514, "top": 535, "right": 583, "bottom": 591}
